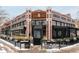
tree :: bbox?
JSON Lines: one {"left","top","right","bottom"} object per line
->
{"left": 0, "top": 7, "right": 9, "bottom": 34}
{"left": 76, "top": 11, "right": 79, "bottom": 20}
{"left": 0, "top": 7, "right": 9, "bottom": 26}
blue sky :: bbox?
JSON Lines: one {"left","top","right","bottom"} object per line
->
{"left": 1, "top": 6, "right": 79, "bottom": 19}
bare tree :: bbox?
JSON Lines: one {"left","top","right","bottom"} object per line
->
{"left": 76, "top": 11, "right": 79, "bottom": 20}
{"left": 0, "top": 7, "right": 9, "bottom": 26}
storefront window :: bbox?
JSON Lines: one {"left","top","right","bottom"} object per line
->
{"left": 53, "top": 30, "right": 56, "bottom": 38}
{"left": 34, "top": 30, "right": 41, "bottom": 38}
{"left": 52, "top": 21, "right": 56, "bottom": 25}
{"left": 58, "top": 30, "right": 62, "bottom": 37}
{"left": 57, "top": 21, "right": 61, "bottom": 26}
{"left": 32, "top": 20, "right": 47, "bottom": 26}
{"left": 61, "top": 22, "right": 65, "bottom": 26}
{"left": 70, "top": 29, "right": 76, "bottom": 37}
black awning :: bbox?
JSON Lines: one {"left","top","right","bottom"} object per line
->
{"left": 52, "top": 25, "right": 79, "bottom": 30}
{"left": 52, "top": 25, "right": 70, "bottom": 29}
{"left": 69, "top": 27, "right": 79, "bottom": 30}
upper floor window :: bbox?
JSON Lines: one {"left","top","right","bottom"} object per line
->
{"left": 19, "top": 21, "right": 25, "bottom": 26}
{"left": 61, "top": 17, "right": 66, "bottom": 20}
{"left": 42, "top": 21, "right": 47, "bottom": 25}
{"left": 31, "top": 21, "right": 35, "bottom": 25}
{"left": 36, "top": 21, "right": 42, "bottom": 25}
{"left": 53, "top": 14, "right": 60, "bottom": 18}
{"left": 67, "top": 19, "right": 71, "bottom": 21}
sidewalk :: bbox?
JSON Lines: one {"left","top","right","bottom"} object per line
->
{"left": 1, "top": 38, "right": 79, "bottom": 53}
{"left": 0, "top": 38, "right": 46, "bottom": 53}
{"left": 46, "top": 43, "right": 79, "bottom": 53}
{"left": 59, "top": 43, "right": 79, "bottom": 53}
{"left": 0, "top": 38, "right": 31, "bottom": 53}
{"left": 0, "top": 43, "right": 15, "bottom": 53}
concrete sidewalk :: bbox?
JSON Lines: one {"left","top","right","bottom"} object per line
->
{"left": 0, "top": 38, "right": 46, "bottom": 53}
{"left": 0, "top": 38, "right": 31, "bottom": 53}
{"left": 59, "top": 43, "right": 79, "bottom": 53}
{"left": 0, "top": 43, "right": 15, "bottom": 53}
{"left": 46, "top": 43, "right": 79, "bottom": 53}
{"left": 1, "top": 38, "right": 79, "bottom": 53}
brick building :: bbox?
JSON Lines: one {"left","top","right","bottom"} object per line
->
{"left": 1, "top": 8, "right": 78, "bottom": 45}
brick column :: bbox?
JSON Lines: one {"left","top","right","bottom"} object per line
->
{"left": 46, "top": 20, "right": 48, "bottom": 40}
{"left": 29, "top": 20, "right": 32, "bottom": 37}
{"left": 46, "top": 19, "right": 52, "bottom": 41}
{"left": 26, "top": 20, "right": 30, "bottom": 37}
{"left": 25, "top": 9, "right": 31, "bottom": 38}
{"left": 46, "top": 8, "right": 52, "bottom": 41}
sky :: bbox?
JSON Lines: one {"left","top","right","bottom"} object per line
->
{"left": 1, "top": 6, "right": 79, "bottom": 20}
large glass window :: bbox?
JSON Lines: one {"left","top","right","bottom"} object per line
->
{"left": 61, "top": 22, "right": 65, "bottom": 26}
{"left": 32, "top": 20, "right": 47, "bottom": 26}
{"left": 57, "top": 21, "right": 61, "bottom": 26}
{"left": 36, "top": 21, "right": 42, "bottom": 25}
{"left": 52, "top": 21, "right": 56, "bottom": 25}
{"left": 34, "top": 30, "right": 41, "bottom": 38}
{"left": 70, "top": 29, "right": 76, "bottom": 37}
{"left": 58, "top": 30, "right": 62, "bottom": 37}
{"left": 52, "top": 30, "right": 57, "bottom": 38}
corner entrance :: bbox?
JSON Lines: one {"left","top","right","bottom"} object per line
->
{"left": 32, "top": 25, "right": 43, "bottom": 45}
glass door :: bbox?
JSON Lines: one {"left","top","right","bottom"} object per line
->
{"left": 34, "top": 30, "right": 41, "bottom": 38}
{"left": 33, "top": 29, "right": 42, "bottom": 45}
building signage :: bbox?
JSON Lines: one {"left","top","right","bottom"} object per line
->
{"left": 32, "top": 10, "right": 46, "bottom": 19}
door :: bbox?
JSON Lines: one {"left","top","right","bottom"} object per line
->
{"left": 33, "top": 29, "right": 42, "bottom": 45}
